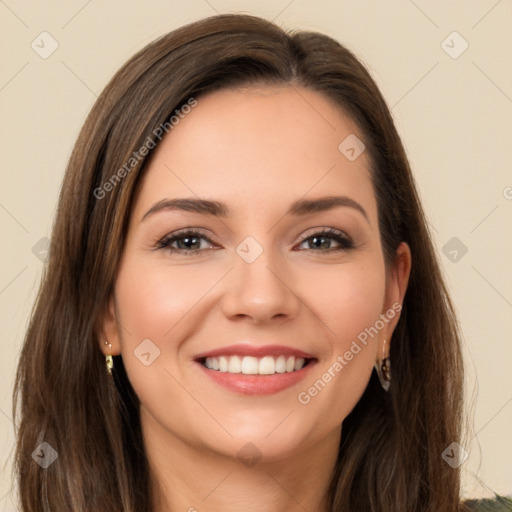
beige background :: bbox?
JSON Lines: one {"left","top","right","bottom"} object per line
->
{"left": 1, "top": 0, "right": 511, "bottom": 508}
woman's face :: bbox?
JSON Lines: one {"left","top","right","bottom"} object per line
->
{"left": 101, "top": 85, "right": 410, "bottom": 462}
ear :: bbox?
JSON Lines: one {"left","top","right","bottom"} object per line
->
{"left": 379, "top": 241, "right": 411, "bottom": 357}
{"left": 97, "top": 295, "right": 122, "bottom": 356}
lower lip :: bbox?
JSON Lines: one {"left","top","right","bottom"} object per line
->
{"left": 196, "top": 360, "right": 317, "bottom": 395}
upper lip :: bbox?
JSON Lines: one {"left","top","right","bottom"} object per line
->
{"left": 194, "top": 343, "right": 315, "bottom": 360}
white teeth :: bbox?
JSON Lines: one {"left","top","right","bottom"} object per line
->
{"left": 294, "top": 357, "right": 305, "bottom": 371}
{"left": 228, "top": 355, "right": 241, "bottom": 373}
{"left": 202, "top": 355, "right": 308, "bottom": 375}
{"left": 275, "top": 355, "right": 286, "bottom": 373}
{"left": 241, "top": 356, "right": 259, "bottom": 375}
{"left": 259, "top": 356, "right": 275, "bottom": 375}
{"left": 219, "top": 356, "right": 228, "bottom": 372}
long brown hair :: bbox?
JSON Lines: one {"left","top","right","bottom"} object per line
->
{"left": 13, "top": 13, "right": 465, "bottom": 511}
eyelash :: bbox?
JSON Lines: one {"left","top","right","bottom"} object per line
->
{"left": 156, "top": 227, "right": 355, "bottom": 255}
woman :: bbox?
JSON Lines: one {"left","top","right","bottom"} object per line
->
{"left": 13, "top": 12, "right": 485, "bottom": 512}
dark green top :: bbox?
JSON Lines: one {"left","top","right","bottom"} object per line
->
{"left": 461, "top": 495, "right": 512, "bottom": 511}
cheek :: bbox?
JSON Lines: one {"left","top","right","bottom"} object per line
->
{"left": 309, "top": 258, "right": 387, "bottom": 347}
{"left": 112, "top": 258, "right": 212, "bottom": 420}
{"left": 115, "top": 259, "right": 209, "bottom": 343}
{"left": 297, "top": 259, "right": 386, "bottom": 418}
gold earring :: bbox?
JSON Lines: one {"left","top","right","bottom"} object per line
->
{"left": 104, "top": 341, "right": 113, "bottom": 375}
{"left": 375, "top": 339, "right": 391, "bottom": 391}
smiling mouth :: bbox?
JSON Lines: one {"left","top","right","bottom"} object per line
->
{"left": 197, "top": 355, "right": 314, "bottom": 375}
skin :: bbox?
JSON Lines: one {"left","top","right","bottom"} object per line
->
{"left": 100, "top": 84, "right": 411, "bottom": 512}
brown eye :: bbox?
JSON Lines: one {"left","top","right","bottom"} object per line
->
{"left": 157, "top": 230, "right": 215, "bottom": 254}
{"left": 297, "top": 228, "right": 354, "bottom": 252}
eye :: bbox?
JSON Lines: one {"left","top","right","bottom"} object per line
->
{"left": 156, "top": 229, "right": 216, "bottom": 254}
{"left": 156, "top": 227, "right": 355, "bottom": 255}
{"left": 296, "top": 228, "right": 354, "bottom": 252}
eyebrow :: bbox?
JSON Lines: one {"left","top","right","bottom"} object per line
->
{"left": 141, "top": 195, "right": 369, "bottom": 224}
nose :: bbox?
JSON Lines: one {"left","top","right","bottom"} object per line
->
{"left": 220, "top": 247, "right": 302, "bottom": 324}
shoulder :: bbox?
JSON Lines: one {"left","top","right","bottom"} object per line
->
{"left": 461, "top": 495, "right": 512, "bottom": 511}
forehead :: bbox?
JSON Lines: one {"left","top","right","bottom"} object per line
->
{"left": 134, "top": 85, "right": 377, "bottom": 223}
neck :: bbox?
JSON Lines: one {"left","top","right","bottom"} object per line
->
{"left": 142, "top": 410, "right": 341, "bottom": 512}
